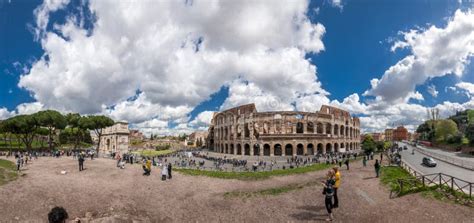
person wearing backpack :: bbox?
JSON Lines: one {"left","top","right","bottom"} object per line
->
{"left": 322, "top": 169, "right": 336, "bottom": 221}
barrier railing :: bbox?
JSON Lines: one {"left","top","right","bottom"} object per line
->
{"left": 393, "top": 161, "right": 473, "bottom": 199}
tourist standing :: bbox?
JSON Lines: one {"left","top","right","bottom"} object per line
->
{"left": 78, "top": 154, "right": 85, "bottom": 171}
{"left": 333, "top": 167, "right": 340, "bottom": 208}
{"left": 374, "top": 159, "right": 381, "bottom": 178}
{"left": 16, "top": 155, "right": 21, "bottom": 172}
{"left": 168, "top": 163, "right": 172, "bottom": 179}
{"left": 322, "top": 170, "right": 336, "bottom": 221}
{"left": 146, "top": 158, "right": 152, "bottom": 176}
{"left": 362, "top": 156, "right": 367, "bottom": 167}
{"left": 344, "top": 159, "right": 349, "bottom": 170}
{"left": 161, "top": 163, "right": 168, "bottom": 181}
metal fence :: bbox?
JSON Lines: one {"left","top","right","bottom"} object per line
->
{"left": 414, "top": 145, "right": 474, "bottom": 170}
{"left": 398, "top": 161, "right": 473, "bottom": 198}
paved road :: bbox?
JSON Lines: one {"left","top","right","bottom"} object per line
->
{"left": 398, "top": 142, "right": 474, "bottom": 193}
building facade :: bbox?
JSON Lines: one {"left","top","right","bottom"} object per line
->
{"left": 98, "top": 122, "right": 130, "bottom": 154}
{"left": 188, "top": 131, "right": 208, "bottom": 147}
{"left": 385, "top": 129, "right": 393, "bottom": 141}
{"left": 393, "top": 126, "right": 408, "bottom": 141}
{"left": 371, "top": 133, "right": 385, "bottom": 142}
{"left": 207, "top": 104, "right": 361, "bottom": 156}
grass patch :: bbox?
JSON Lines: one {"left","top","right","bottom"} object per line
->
{"left": 380, "top": 166, "right": 473, "bottom": 207}
{"left": 0, "top": 159, "right": 18, "bottom": 186}
{"left": 224, "top": 181, "right": 319, "bottom": 198}
{"left": 175, "top": 163, "right": 333, "bottom": 181}
{"left": 132, "top": 149, "right": 174, "bottom": 157}
{"left": 380, "top": 166, "right": 415, "bottom": 192}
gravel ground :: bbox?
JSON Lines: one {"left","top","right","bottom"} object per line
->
{"left": 0, "top": 156, "right": 472, "bottom": 222}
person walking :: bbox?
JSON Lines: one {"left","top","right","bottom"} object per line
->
{"left": 16, "top": 155, "right": 21, "bottom": 172}
{"left": 374, "top": 159, "right": 381, "bottom": 178}
{"left": 322, "top": 170, "right": 336, "bottom": 221}
{"left": 167, "top": 163, "right": 172, "bottom": 179}
{"left": 333, "top": 166, "right": 340, "bottom": 208}
{"left": 78, "top": 154, "right": 85, "bottom": 171}
{"left": 362, "top": 156, "right": 367, "bottom": 167}
{"left": 344, "top": 159, "right": 349, "bottom": 170}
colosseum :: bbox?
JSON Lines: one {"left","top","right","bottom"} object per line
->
{"left": 207, "top": 104, "right": 361, "bottom": 156}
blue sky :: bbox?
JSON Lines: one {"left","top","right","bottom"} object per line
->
{"left": 1, "top": 0, "right": 474, "bottom": 135}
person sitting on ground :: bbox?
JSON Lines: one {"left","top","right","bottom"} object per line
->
{"left": 48, "top": 206, "right": 69, "bottom": 223}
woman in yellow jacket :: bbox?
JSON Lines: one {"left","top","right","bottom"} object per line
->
{"left": 333, "top": 166, "right": 340, "bottom": 208}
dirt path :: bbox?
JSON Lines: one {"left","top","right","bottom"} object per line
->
{"left": 0, "top": 157, "right": 472, "bottom": 222}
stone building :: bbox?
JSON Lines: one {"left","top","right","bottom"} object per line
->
{"left": 385, "top": 129, "right": 394, "bottom": 141}
{"left": 188, "top": 131, "right": 208, "bottom": 147}
{"left": 98, "top": 122, "right": 130, "bottom": 154}
{"left": 393, "top": 126, "right": 408, "bottom": 141}
{"left": 207, "top": 104, "right": 361, "bottom": 156}
{"left": 371, "top": 133, "right": 385, "bottom": 142}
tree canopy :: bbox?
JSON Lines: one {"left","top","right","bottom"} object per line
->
{"left": 434, "top": 119, "right": 458, "bottom": 142}
{"left": 362, "top": 135, "right": 376, "bottom": 154}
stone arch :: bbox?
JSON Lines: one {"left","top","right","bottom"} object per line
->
{"left": 285, "top": 144, "right": 293, "bottom": 156}
{"left": 334, "top": 143, "right": 339, "bottom": 152}
{"left": 296, "top": 122, "right": 304, "bottom": 134}
{"left": 326, "top": 123, "right": 332, "bottom": 134}
{"left": 345, "top": 126, "right": 349, "bottom": 136}
{"left": 237, "top": 144, "right": 242, "bottom": 155}
{"left": 297, "top": 143, "right": 304, "bottom": 155}
{"left": 346, "top": 143, "right": 349, "bottom": 150}
{"left": 307, "top": 122, "right": 314, "bottom": 133}
{"left": 340, "top": 142, "right": 344, "bottom": 150}
{"left": 225, "top": 127, "right": 228, "bottom": 140}
{"left": 253, "top": 144, "right": 260, "bottom": 156}
{"left": 317, "top": 123, "right": 324, "bottom": 134}
{"left": 317, "top": 143, "right": 324, "bottom": 154}
{"left": 230, "top": 144, "right": 234, "bottom": 154}
{"left": 326, "top": 143, "right": 332, "bottom": 154}
{"left": 334, "top": 124, "right": 339, "bottom": 135}
{"left": 307, "top": 143, "right": 314, "bottom": 155}
{"left": 263, "top": 144, "right": 271, "bottom": 156}
{"left": 350, "top": 127, "right": 353, "bottom": 138}
{"left": 274, "top": 144, "right": 282, "bottom": 156}
{"left": 225, "top": 144, "right": 228, "bottom": 154}
{"left": 244, "top": 144, "right": 251, "bottom": 155}
{"left": 340, "top": 125, "right": 345, "bottom": 136}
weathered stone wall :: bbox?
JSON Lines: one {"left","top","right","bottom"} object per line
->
{"left": 208, "top": 104, "right": 361, "bottom": 156}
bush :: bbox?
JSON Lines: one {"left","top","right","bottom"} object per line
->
{"left": 446, "top": 133, "right": 463, "bottom": 144}
{"left": 155, "top": 144, "right": 171, "bottom": 151}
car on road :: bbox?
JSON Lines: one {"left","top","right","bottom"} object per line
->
{"left": 422, "top": 157, "right": 437, "bottom": 167}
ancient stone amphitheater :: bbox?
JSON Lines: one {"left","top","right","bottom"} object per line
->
{"left": 207, "top": 104, "right": 361, "bottom": 156}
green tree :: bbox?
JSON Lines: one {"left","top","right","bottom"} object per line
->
{"left": 66, "top": 113, "right": 91, "bottom": 149}
{"left": 435, "top": 119, "right": 458, "bottom": 142}
{"left": 466, "top": 123, "right": 474, "bottom": 145}
{"left": 35, "top": 110, "right": 67, "bottom": 150}
{"left": 79, "top": 115, "right": 114, "bottom": 154}
{"left": 3, "top": 115, "right": 40, "bottom": 150}
{"left": 362, "top": 134, "right": 376, "bottom": 154}
{"left": 35, "top": 127, "right": 49, "bottom": 148}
